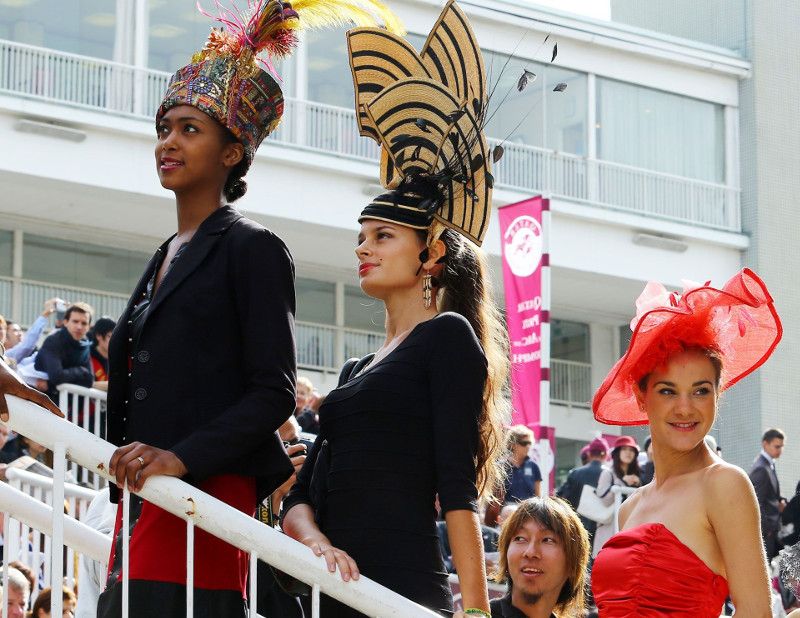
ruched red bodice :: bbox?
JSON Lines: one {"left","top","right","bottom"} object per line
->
{"left": 591, "top": 522, "right": 729, "bottom": 617}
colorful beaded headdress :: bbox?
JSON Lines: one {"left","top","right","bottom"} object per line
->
{"left": 593, "top": 269, "right": 782, "bottom": 425}
{"left": 158, "top": 0, "right": 405, "bottom": 168}
{"left": 347, "top": 0, "right": 492, "bottom": 246}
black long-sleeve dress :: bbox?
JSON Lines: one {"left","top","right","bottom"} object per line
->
{"left": 283, "top": 312, "right": 487, "bottom": 617}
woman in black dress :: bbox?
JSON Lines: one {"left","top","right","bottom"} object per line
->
{"left": 282, "top": 4, "right": 508, "bottom": 616}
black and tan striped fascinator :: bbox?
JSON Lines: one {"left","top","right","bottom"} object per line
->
{"left": 347, "top": 0, "right": 492, "bottom": 246}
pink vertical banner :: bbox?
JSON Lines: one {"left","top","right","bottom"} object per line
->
{"left": 500, "top": 196, "right": 547, "bottom": 436}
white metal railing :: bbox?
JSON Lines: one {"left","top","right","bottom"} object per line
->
{"left": 3, "top": 468, "right": 102, "bottom": 604}
{"left": 57, "top": 383, "right": 108, "bottom": 488}
{"left": 2, "top": 394, "right": 441, "bottom": 617}
{"left": 0, "top": 38, "right": 741, "bottom": 232}
{"left": 0, "top": 278, "right": 12, "bottom": 317}
{"left": 550, "top": 359, "right": 591, "bottom": 407}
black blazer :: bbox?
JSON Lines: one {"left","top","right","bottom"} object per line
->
{"left": 749, "top": 453, "right": 782, "bottom": 533}
{"left": 107, "top": 206, "right": 296, "bottom": 502}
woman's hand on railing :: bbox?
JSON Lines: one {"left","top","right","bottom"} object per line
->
{"left": 108, "top": 441, "right": 189, "bottom": 492}
{"left": 0, "top": 357, "right": 63, "bottom": 421}
{"left": 302, "top": 532, "right": 361, "bottom": 583}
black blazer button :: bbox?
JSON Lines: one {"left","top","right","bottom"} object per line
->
{"left": 137, "top": 351, "right": 150, "bottom": 363}
{"left": 134, "top": 388, "right": 147, "bottom": 401}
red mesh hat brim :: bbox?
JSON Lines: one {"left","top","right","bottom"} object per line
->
{"left": 593, "top": 268, "right": 782, "bottom": 425}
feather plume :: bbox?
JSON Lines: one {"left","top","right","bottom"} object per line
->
{"left": 200, "top": 0, "right": 404, "bottom": 66}
{"left": 287, "top": 0, "right": 405, "bottom": 34}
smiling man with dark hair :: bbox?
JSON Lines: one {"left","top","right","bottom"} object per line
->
{"left": 491, "top": 497, "right": 590, "bottom": 618}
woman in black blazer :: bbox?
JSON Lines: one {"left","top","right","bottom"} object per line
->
{"left": 96, "top": 7, "right": 298, "bottom": 617}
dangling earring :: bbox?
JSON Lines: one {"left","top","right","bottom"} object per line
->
{"left": 422, "top": 273, "right": 433, "bottom": 309}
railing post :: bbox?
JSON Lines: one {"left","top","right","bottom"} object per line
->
{"left": 122, "top": 486, "right": 130, "bottom": 618}
{"left": 186, "top": 520, "right": 194, "bottom": 617}
{"left": 51, "top": 442, "right": 66, "bottom": 617}
{"left": 249, "top": 552, "right": 258, "bottom": 618}
{"left": 2, "top": 511, "right": 10, "bottom": 617}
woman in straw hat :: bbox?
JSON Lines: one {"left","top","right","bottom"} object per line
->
{"left": 282, "top": 3, "right": 508, "bottom": 616}
{"left": 99, "top": 1, "right": 403, "bottom": 616}
{"left": 591, "top": 271, "right": 782, "bottom": 617}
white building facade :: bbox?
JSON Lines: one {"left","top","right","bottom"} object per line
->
{"left": 0, "top": 0, "right": 753, "bottom": 484}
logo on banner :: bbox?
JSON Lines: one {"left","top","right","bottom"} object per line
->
{"left": 503, "top": 215, "right": 543, "bottom": 277}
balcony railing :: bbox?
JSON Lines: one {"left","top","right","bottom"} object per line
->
{"left": 4, "top": 274, "right": 592, "bottom": 406}
{"left": 550, "top": 359, "right": 592, "bottom": 408}
{"left": 0, "top": 38, "right": 741, "bottom": 232}
{"left": 1, "top": 276, "right": 385, "bottom": 373}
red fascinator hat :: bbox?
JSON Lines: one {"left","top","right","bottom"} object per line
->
{"left": 593, "top": 268, "right": 782, "bottom": 425}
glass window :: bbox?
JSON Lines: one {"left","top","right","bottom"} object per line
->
{"left": 550, "top": 319, "right": 589, "bottom": 362}
{"left": 482, "top": 51, "right": 545, "bottom": 147}
{"left": 481, "top": 51, "right": 587, "bottom": 155}
{"left": 296, "top": 278, "right": 334, "bottom": 324}
{"left": 22, "top": 235, "right": 150, "bottom": 294}
{"left": 597, "top": 78, "right": 724, "bottom": 182}
{"left": 146, "top": 0, "right": 295, "bottom": 95}
{"left": 305, "top": 26, "right": 353, "bottom": 107}
{"left": 0, "top": 231, "right": 12, "bottom": 277}
{"left": 545, "top": 66, "right": 587, "bottom": 156}
{"left": 0, "top": 0, "right": 116, "bottom": 59}
{"left": 344, "top": 284, "right": 383, "bottom": 331}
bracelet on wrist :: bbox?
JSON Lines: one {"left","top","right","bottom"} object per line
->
{"left": 464, "top": 609, "right": 491, "bottom": 618}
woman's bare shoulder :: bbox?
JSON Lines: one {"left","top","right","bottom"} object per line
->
{"left": 702, "top": 460, "right": 751, "bottom": 492}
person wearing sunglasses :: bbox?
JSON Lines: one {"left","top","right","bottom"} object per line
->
{"left": 503, "top": 426, "right": 542, "bottom": 504}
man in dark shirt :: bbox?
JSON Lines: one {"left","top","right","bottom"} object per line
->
{"left": 35, "top": 302, "right": 95, "bottom": 402}
{"left": 555, "top": 437, "right": 608, "bottom": 551}
{"left": 490, "top": 497, "right": 590, "bottom": 618}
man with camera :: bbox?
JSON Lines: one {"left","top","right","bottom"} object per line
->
{"left": 35, "top": 301, "right": 96, "bottom": 403}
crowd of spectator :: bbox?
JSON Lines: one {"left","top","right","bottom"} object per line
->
{"left": 3, "top": 306, "right": 800, "bottom": 616}
{"left": 0, "top": 300, "right": 116, "bottom": 474}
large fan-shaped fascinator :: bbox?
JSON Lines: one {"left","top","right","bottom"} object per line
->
{"left": 593, "top": 268, "right": 782, "bottom": 425}
{"left": 347, "top": 0, "right": 491, "bottom": 245}
{"left": 158, "top": 0, "right": 404, "bottom": 168}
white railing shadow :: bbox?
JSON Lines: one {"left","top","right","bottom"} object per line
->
{"left": 1, "top": 394, "right": 440, "bottom": 618}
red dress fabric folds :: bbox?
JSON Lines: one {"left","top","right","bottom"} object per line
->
{"left": 591, "top": 522, "right": 729, "bottom": 617}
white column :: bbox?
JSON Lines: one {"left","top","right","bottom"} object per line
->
{"left": 11, "top": 230, "right": 22, "bottom": 324}
{"left": 334, "top": 281, "right": 345, "bottom": 368}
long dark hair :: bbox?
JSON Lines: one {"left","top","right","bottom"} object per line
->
{"left": 612, "top": 447, "right": 641, "bottom": 482}
{"left": 423, "top": 225, "right": 510, "bottom": 501}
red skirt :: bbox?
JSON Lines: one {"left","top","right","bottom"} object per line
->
{"left": 99, "top": 475, "right": 256, "bottom": 617}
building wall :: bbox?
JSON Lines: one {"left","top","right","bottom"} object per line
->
{"left": 0, "top": 0, "right": 764, "bottom": 476}
{"left": 611, "top": 0, "right": 800, "bottom": 497}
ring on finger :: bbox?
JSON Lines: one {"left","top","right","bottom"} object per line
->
{"left": 137, "top": 456, "right": 145, "bottom": 468}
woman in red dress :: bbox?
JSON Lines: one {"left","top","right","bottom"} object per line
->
{"left": 591, "top": 270, "right": 782, "bottom": 617}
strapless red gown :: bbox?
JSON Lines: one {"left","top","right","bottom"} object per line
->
{"left": 591, "top": 522, "right": 729, "bottom": 617}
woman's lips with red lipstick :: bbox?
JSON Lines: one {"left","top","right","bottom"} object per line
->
{"left": 359, "top": 263, "right": 377, "bottom": 275}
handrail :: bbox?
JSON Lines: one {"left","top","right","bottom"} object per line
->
{"left": 610, "top": 484, "right": 638, "bottom": 533}
{"left": 6, "top": 467, "right": 99, "bottom": 502}
{"left": 2, "top": 394, "right": 441, "bottom": 617}
{"left": 0, "top": 481, "right": 110, "bottom": 563}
